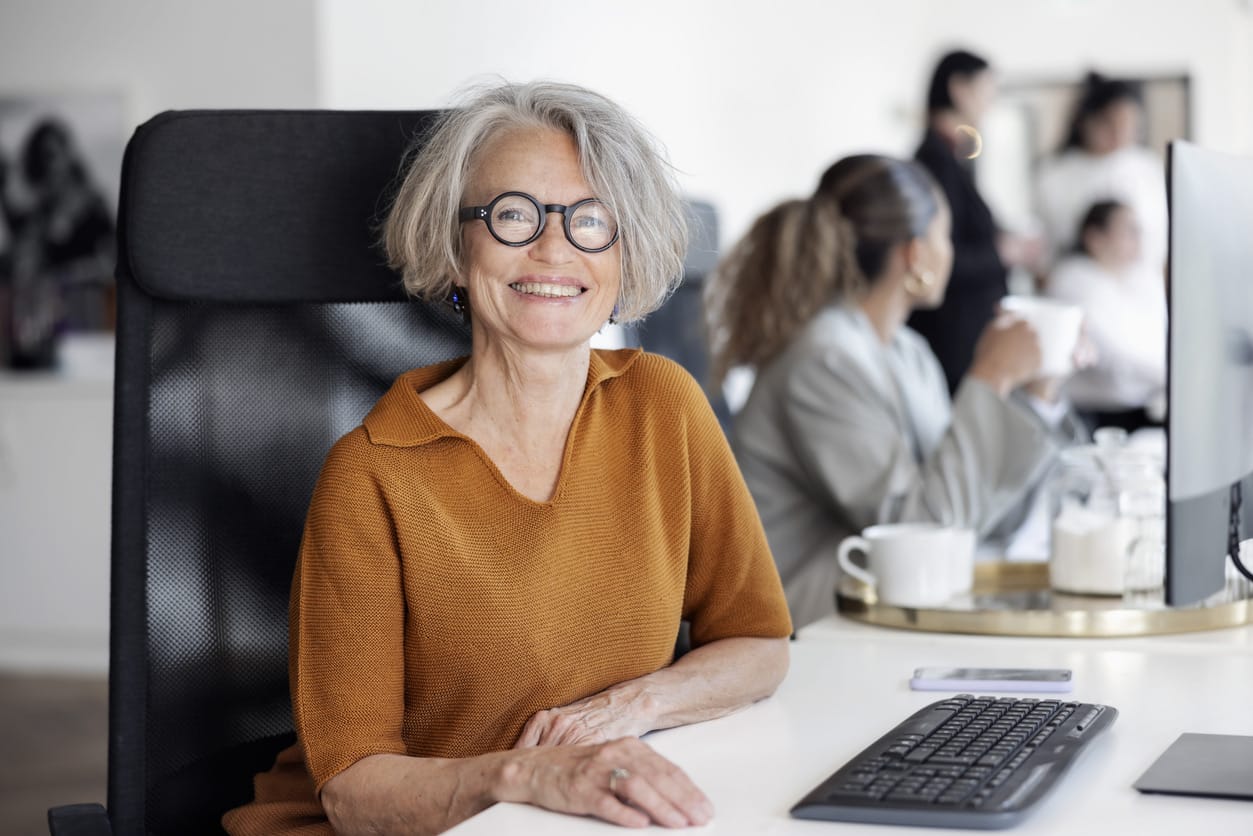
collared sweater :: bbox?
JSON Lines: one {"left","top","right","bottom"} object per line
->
{"left": 223, "top": 348, "right": 792, "bottom": 834}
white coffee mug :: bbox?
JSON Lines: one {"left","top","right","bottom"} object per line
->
{"left": 836, "top": 523, "right": 957, "bottom": 607}
{"left": 948, "top": 527, "right": 976, "bottom": 596}
{"left": 1000, "top": 295, "right": 1083, "bottom": 378}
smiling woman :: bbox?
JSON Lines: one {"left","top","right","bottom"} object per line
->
{"left": 221, "top": 81, "right": 793, "bottom": 836}
{"left": 384, "top": 81, "right": 687, "bottom": 324}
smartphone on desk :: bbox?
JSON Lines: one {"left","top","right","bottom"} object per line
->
{"left": 910, "top": 666, "right": 1073, "bottom": 693}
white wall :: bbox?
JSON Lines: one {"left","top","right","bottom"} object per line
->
{"left": 0, "top": 0, "right": 319, "bottom": 123}
{"left": 318, "top": 0, "right": 1253, "bottom": 247}
{"left": 0, "top": 0, "right": 319, "bottom": 672}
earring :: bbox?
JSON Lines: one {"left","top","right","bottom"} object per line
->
{"left": 954, "top": 124, "right": 984, "bottom": 160}
{"left": 904, "top": 270, "right": 936, "bottom": 297}
{"left": 449, "top": 286, "right": 470, "bottom": 324}
{"left": 608, "top": 304, "right": 619, "bottom": 325}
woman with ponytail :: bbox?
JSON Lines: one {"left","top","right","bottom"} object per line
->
{"left": 707, "top": 155, "right": 1083, "bottom": 627}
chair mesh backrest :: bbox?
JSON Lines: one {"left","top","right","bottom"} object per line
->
{"left": 110, "top": 111, "right": 470, "bottom": 834}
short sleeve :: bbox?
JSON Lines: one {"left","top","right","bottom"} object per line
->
{"left": 671, "top": 371, "right": 793, "bottom": 645}
{"left": 289, "top": 428, "right": 407, "bottom": 793}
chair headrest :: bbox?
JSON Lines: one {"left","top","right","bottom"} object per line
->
{"left": 119, "top": 109, "right": 441, "bottom": 304}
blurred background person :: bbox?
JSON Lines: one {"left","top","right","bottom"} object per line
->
{"left": 1035, "top": 72, "right": 1167, "bottom": 276}
{"left": 907, "top": 49, "right": 1043, "bottom": 395}
{"left": 706, "top": 154, "right": 1082, "bottom": 627}
{"left": 1045, "top": 200, "right": 1166, "bottom": 433}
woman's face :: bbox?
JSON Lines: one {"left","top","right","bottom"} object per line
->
{"left": 1083, "top": 99, "right": 1141, "bottom": 155}
{"left": 915, "top": 203, "right": 954, "bottom": 307}
{"left": 951, "top": 70, "right": 997, "bottom": 127}
{"left": 459, "top": 126, "right": 621, "bottom": 353}
{"left": 1087, "top": 206, "right": 1141, "bottom": 269}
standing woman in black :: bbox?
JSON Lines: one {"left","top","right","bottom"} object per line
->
{"left": 908, "top": 50, "right": 1038, "bottom": 393}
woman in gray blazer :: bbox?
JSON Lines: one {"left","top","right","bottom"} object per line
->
{"left": 707, "top": 155, "right": 1082, "bottom": 627}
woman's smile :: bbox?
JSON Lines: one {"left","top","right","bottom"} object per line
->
{"left": 508, "top": 278, "right": 587, "bottom": 299}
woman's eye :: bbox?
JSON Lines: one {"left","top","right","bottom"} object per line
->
{"left": 496, "top": 208, "right": 530, "bottom": 223}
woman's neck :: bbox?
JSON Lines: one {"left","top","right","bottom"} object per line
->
{"left": 444, "top": 332, "right": 592, "bottom": 442}
{"left": 1090, "top": 253, "right": 1132, "bottom": 277}
{"left": 929, "top": 111, "right": 964, "bottom": 144}
{"left": 858, "top": 278, "right": 914, "bottom": 345}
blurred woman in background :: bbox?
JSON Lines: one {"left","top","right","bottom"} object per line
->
{"left": 907, "top": 50, "right": 1042, "bottom": 394}
{"left": 1035, "top": 72, "right": 1167, "bottom": 276}
{"left": 707, "top": 154, "right": 1082, "bottom": 627}
{"left": 1046, "top": 200, "right": 1166, "bottom": 433}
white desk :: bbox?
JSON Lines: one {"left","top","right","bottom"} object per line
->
{"left": 448, "top": 615, "right": 1253, "bottom": 834}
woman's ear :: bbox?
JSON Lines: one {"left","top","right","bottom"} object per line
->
{"left": 900, "top": 236, "right": 926, "bottom": 275}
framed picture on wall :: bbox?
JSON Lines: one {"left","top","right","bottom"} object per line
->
{"left": 0, "top": 90, "right": 124, "bottom": 368}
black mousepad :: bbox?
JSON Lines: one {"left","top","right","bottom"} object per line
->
{"left": 1134, "top": 733, "right": 1253, "bottom": 801}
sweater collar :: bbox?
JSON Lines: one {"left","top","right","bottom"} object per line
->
{"left": 362, "top": 347, "right": 642, "bottom": 447}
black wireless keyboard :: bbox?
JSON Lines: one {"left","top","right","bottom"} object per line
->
{"left": 791, "top": 694, "right": 1117, "bottom": 829}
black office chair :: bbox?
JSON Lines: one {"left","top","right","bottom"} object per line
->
{"left": 631, "top": 200, "right": 732, "bottom": 430}
{"left": 48, "top": 110, "right": 471, "bottom": 835}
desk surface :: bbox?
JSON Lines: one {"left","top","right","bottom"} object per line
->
{"left": 448, "top": 615, "right": 1253, "bottom": 834}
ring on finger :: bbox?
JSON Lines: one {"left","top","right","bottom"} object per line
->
{"left": 608, "top": 766, "right": 630, "bottom": 795}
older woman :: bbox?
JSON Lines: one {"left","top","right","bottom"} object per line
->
{"left": 223, "top": 82, "right": 792, "bottom": 835}
{"left": 707, "top": 155, "right": 1082, "bottom": 628}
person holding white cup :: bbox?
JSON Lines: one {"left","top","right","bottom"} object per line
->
{"left": 707, "top": 155, "right": 1088, "bottom": 627}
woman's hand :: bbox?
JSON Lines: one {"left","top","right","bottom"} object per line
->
{"left": 319, "top": 739, "right": 712, "bottom": 835}
{"left": 997, "top": 232, "right": 1045, "bottom": 273}
{"left": 499, "top": 736, "right": 714, "bottom": 829}
{"left": 514, "top": 682, "right": 654, "bottom": 747}
{"left": 968, "top": 312, "right": 1043, "bottom": 397}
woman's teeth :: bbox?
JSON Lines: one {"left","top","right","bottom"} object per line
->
{"left": 510, "top": 282, "right": 583, "bottom": 298}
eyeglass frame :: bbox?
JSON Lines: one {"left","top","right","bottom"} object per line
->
{"left": 458, "top": 191, "right": 620, "bottom": 254}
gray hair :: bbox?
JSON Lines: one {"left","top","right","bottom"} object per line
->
{"left": 383, "top": 80, "right": 688, "bottom": 323}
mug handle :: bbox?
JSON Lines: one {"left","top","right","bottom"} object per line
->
{"left": 837, "top": 535, "right": 876, "bottom": 587}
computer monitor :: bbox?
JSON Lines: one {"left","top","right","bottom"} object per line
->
{"left": 1165, "top": 140, "right": 1253, "bottom": 605}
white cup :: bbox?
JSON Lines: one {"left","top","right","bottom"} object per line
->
{"left": 948, "top": 527, "right": 976, "bottom": 595}
{"left": 837, "top": 523, "right": 969, "bottom": 607}
{"left": 1000, "top": 295, "right": 1083, "bottom": 377}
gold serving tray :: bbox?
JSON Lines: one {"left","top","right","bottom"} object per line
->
{"left": 836, "top": 561, "right": 1253, "bottom": 637}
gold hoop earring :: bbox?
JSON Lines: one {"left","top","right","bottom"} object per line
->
{"left": 955, "top": 124, "right": 983, "bottom": 159}
{"left": 904, "top": 270, "right": 936, "bottom": 297}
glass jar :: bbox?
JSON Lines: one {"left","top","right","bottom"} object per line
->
{"left": 1047, "top": 432, "right": 1165, "bottom": 596}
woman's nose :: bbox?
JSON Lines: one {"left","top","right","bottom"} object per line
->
{"left": 528, "top": 215, "right": 574, "bottom": 263}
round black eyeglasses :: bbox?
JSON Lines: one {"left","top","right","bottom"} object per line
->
{"left": 458, "top": 191, "right": 619, "bottom": 253}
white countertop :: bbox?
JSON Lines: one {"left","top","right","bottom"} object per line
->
{"left": 448, "top": 615, "right": 1253, "bottom": 835}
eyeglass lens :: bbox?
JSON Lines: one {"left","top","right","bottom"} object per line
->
{"left": 488, "top": 193, "right": 616, "bottom": 251}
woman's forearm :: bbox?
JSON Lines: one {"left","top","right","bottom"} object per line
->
{"left": 513, "top": 636, "right": 789, "bottom": 748}
{"left": 320, "top": 750, "right": 512, "bottom": 836}
{"left": 319, "top": 736, "right": 714, "bottom": 833}
{"left": 617, "top": 635, "right": 790, "bottom": 732}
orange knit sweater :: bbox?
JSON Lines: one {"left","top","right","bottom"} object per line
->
{"left": 222, "top": 348, "right": 792, "bottom": 834}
